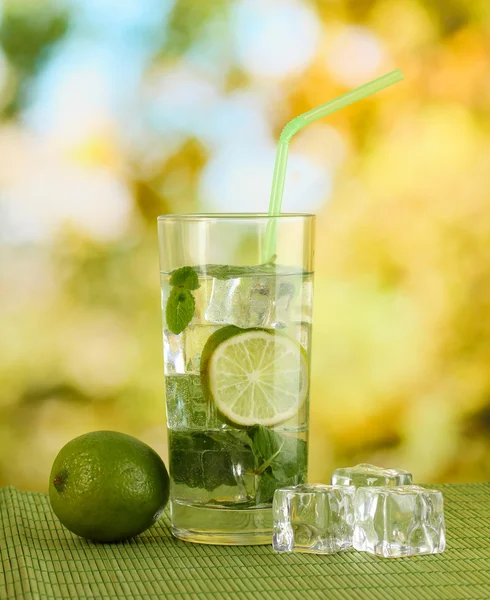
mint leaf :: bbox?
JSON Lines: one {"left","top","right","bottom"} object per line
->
{"left": 192, "top": 254, "right": 279, "bottom": 281}
{"left": 169, "top": 266, "right": 200, "bottom": 290}
{"left": 250, "top": 425, "right": 306, "bottom": 472}
{"left": 250, "top": 425, "right": 282, "bottom": 461}
{"left": 256, "top": 472, "right": 280, "bottom": 505}
{"left": 203, "top": 263, "right": 276, "bottom": 280}
{"left": 210, "top": 430, "right": 253, "bottom": 450}
{"left": 166, "top": 287, "right": 195, "bottom": 334}
{"left": 249, "top": 425, "right": 307, "bottom": 503}
{"left": 198, "top": 260, "right": 277, "bottom": 281}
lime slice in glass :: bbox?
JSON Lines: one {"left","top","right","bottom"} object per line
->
{"left": 200, "top": 325, "right": 308, "bottom": 427}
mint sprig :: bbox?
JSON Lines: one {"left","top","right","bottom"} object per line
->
{"left": 166, "top": 266, "right": 200, "bottom": 334}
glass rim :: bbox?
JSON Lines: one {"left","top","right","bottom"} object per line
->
{"left": 157, "top": 213, "right": 315, "bottom": 222}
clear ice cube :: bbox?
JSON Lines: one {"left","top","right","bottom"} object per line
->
{"left": 290, "top": 321, "right": 311, "bottom": 351}
{"left": 272, "top": 281, "right": 297, "bottom": 327}
{"left": 163, "top": 329, "right": 186, "bottom": 375}
{"left": 169, "top": 431, "right": 256, "bottom": 505}
{"left": 165, "top": 374, "right": 220, "bottom": 430}
{"left": 273, "top": 484, "right": 356, "bottom": 554}
{"left": 290, "top": 278, "right": 313, "bottom": 324}
{"left": 353, "top": 485, "right": 446, "bottom": 558}
{"left": 204, "top": 277, "right": 273, "bottom": 327}
{"left": 164, "top": 324, "right": 220, "bottom": 376}
{"left": 183, "top": 324, "right": 220, "bottom": 373}
{"left": 204, "top": 276, "right": 298, "bottom": 329}
{"left": 332, "top": 463, "right": 413, "bottom": 487}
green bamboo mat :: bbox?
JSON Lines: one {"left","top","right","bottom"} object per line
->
{"left": 1, "top": 484, "right": 490, "bottom": 600}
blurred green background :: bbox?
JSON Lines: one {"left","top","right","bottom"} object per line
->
{"left": 1, "top": 0, "right": 490, "bottom": 492}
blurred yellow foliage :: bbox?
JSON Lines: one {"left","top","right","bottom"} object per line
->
{"left": 1, "top": 0, "right": 490, "bottom": 491}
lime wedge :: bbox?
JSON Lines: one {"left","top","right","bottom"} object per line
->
{"left": 200, "top": 326, "right": 308, "bottom": 427}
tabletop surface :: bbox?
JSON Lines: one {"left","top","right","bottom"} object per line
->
{"left": 1, "top": 483, "right": 490, "bottom": 600}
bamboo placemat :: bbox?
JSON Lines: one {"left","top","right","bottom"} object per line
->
{"left": 1, "top": 484, "right": 490, "bottom": 599}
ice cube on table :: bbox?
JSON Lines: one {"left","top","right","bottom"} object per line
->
{"left": 332, "top": 463, "right": 413, "bottom": 487}
{"left": 273, "top": 484, "right": 356, "bottom": 554}
{"left": 353, "top": 485, "right": 446, "bottom": 558}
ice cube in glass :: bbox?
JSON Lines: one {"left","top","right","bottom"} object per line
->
{"left": 204, "top": 277, "right": 274, "bottom": 328}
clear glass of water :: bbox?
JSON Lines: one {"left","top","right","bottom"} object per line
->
{"left": 158, "top": 214, "right": 315, "bottom": 545}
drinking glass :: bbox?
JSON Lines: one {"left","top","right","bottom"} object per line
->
{"left": 158, "top": 213, "right": 315, "bottom": 545}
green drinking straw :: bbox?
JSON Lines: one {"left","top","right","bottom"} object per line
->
{"left": 263, "top": 68, "right": 404, "bottom": 260}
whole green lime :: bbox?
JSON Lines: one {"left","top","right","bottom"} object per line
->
{"left": 49, "top": 431, "right": 169, "bottom": 543}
